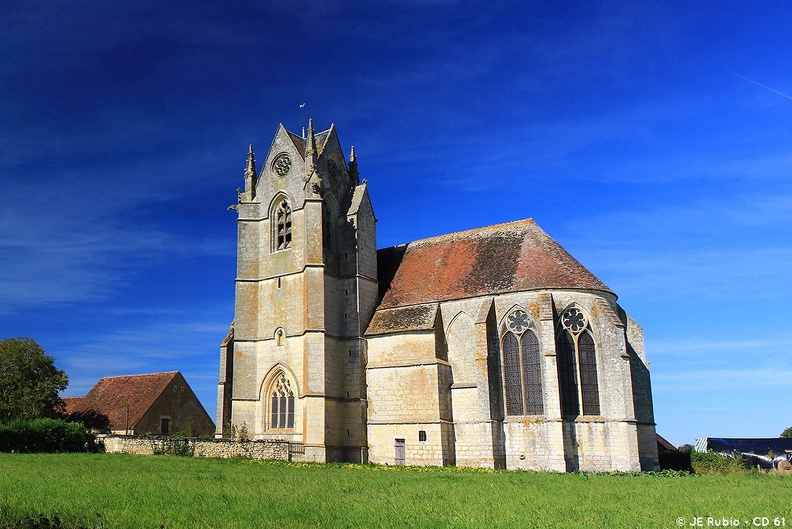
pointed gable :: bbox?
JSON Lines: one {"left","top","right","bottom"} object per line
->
{"left": 376, "top": 219, "right": 613, "bottom": 311}
{"left": 285, "top": 130, "right": 306, "bottom": 158}
{"left": 70, "top": 372, "right": 179, "bottom": 431}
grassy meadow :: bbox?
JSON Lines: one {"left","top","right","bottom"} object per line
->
{"left": 1, "top": 454, "right": 790, "bottom": 528}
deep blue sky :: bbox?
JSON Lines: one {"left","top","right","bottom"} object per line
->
{"left": 2, "top": 1, "right": 790, "bottom": 447}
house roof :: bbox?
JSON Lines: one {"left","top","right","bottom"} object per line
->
{"left": 656, "top": 433, "right": 678, "bottom": 452}
{"left": 67, "top": 371, "right": 180, "bottom": 431}
{"left": 375, "top": 218, "right": 613, "bottom": 312}
{"left": 62, "top": 397, "right": 83, "bottom": 415}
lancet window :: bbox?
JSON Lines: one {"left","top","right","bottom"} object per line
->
{"left": 274, "top": 200, "right": 292, "bottom": 251}
{"left": 556, "top": 307, "right": 600, "bottom": 418}
{"left": 269, "top": 372, "right": 295, "bottom": 429}
{"left": 323, "top": 199, "right": 335, "bottom": 250}
{"left": 500, "top": 309, "right": 544, "bottom": 416}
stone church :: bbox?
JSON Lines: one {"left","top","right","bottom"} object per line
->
{"left": 216, "top": 121, "right": 659, "bottom": 472}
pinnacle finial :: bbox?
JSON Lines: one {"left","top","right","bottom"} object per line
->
{"left": 245, "top": 144, "right": 256, "bottom": 176}
{"left": 243, "top": 144, "right": 256, "bottom": 200}
{"left": 306, "top": 118, "right": 317, "bottom": 157}
{"left": 348, "top": 145, "right": 359, "bottom": 186}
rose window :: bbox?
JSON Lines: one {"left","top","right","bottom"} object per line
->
{"left": 561, "top": 308, "right": 587, "bottom": 333}
{"left": 272, "top": 153, "right": 291, "bottom": 177}
{"left": 507, "top": 310, "right": 530, "bottom": 334}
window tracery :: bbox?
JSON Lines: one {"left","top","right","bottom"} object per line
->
{"left": 269, "top": 372, "right": 294, "bottom": 429}
{"left": 274, "top": 200, "right": 292, "bottom": 251}
{"left": 556, "top": 306, "right": 600, "bottom": 417}
{"left": 500, "top": 309, "right": 543, "bottom": 416}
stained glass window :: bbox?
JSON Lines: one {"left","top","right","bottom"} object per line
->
{"left": 500, "top": 311, "right": 544, "bottom": 416}
{"left": 502, "top": 332, "right": 523, "bottom": 415}
{"left": 557, "top": 330, "right": 579, "bottom": 418}
{"left": 521, "top": 330, "right": 543, "bottom": 415}
{"left": 578, "top": 331, "right": 600, "bottom": 416}
{"left": 557, "top": 308, "right": 600, "bottom": 418}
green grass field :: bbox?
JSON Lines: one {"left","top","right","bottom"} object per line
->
{"left": 1, "top": 454, "right": 790, "bottom": 528}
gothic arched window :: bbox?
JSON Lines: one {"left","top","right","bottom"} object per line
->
{"left": 274, "top": 199, "right": 292, "bottom": 251}
{"left": 269, "top": 372, "right": 295, "bottom": 429}
{"left": 500, "top": 309, "right": 544, "bottom": 416}
{"left": 323, "top": 198, "right": 335, "bottom": 250}
{"left": 322, "top": 191, "right": 338, "bottom": 250}
{"left": 556, "top": 307, "right": 600, "bottom": 418}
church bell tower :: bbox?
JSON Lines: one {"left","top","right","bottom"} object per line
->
{"left": 216, "top": 121, "right": 378, "bottom": 462}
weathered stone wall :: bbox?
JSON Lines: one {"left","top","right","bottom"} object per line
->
{"left": 102, "top": 436, "right": 289, "bottom": 460}
{"left": 366, "top": 290, "right": 658, "bottom": 471}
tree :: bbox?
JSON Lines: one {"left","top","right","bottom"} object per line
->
{"left": 0, "top": 337, "right": 68, "bottom": 421}
{"left": 781, "top": 426, "right": 792, "bottom": 438}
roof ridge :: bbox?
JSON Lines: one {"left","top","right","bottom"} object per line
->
{"left": 408, "top": 218, "right": 536, "bottom": 246}
{"left": 99, "top": 370, "right": 179, "bottom": 380}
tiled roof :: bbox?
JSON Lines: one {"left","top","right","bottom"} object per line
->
{"left": 366, "top": 303, "right": 438, "bottom": 336}
{"left": 656, "top": 434, "right": 678, "bottom": 452}
{"left": 376, "top": 219, "right": 613, "bottom": 311}
{"left": 62, "top": 397, "right": 82, "bottom": 415}
{"left": 67, "top": 371, "right": 179, "bottom": 431}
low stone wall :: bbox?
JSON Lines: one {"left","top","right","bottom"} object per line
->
{"left": 102, "top": 435, "right": 290, "bottom": 460}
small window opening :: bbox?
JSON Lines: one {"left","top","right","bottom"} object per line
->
{"left": 275, "top": 201, "right": 292, "bottom": 251}
{"left": 419, "top": 430, "right": 427, "bottom": 442}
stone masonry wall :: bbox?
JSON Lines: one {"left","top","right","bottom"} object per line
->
{"left": 103, "top": 436, "right": 289, "bottom": 460}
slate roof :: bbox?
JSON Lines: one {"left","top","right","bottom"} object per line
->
{"left": 66, "top": 371, "right": 180, "bottom": 431}
{"left": 376, "top": 218, "right": 613, "bottom": 311}
{"left": 284, "top": 126, "right": 333, "bottom": 158}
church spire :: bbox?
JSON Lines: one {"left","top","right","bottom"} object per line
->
{"left": 243, "top": 144, "right": 256, "bottom": 200}
{"left": 348, "top": 145, "right": 360, "bottom": 186}
{"left": 304, "top": 119, "right": 322, "bottom": 194}
{"left": 306, "top": 118, "right": 317, "bottom": 162}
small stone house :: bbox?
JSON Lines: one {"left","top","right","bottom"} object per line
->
{"left": 66, "top": 371, "right": 214, "bottom": 436}
{"left": 216, "top": 121, "right": 658, "bottom": 471}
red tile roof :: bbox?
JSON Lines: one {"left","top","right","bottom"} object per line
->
{"left": 67, "top": 371, "right": 179, "bottom": 431}
{"left": 375, "top": 219, "right": 612, "bottom": 311}
{"left": 656, "top": 433, "right": 678, "bottom": 452}
{"left": 62, "top": 397, "right": 83, "bottom": 415}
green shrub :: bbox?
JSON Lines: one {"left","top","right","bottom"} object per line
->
{"left": 691, "top": 451, "right": 748, "bottom": 475}
{"left": 0, "top": 418, "right": 98, "bottom": 453}
{"left": 658, "top": 450, "right": 692, "bottom": 472}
